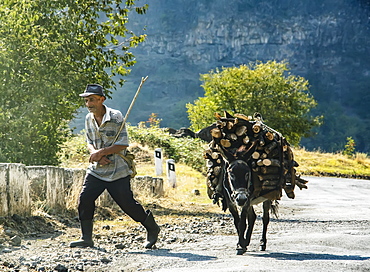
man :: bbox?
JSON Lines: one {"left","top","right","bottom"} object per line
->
{"left": 70, "top": 84, "right": 160, "bottom": 249}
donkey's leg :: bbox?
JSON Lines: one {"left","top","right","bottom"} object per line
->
{"left": 245, "top": 206, "right": 256, "bottom": 250}
{"left": 236, "top": 206, "right": 249, "bottom": 254}
{"left": 228, "top": 204, "right": 240, "bottom": 234}
{"left": 260, "top": 200, "right": 271, "bottom": 251}
{"left": 229, "top": 205, "right": 246, "bottom": 255}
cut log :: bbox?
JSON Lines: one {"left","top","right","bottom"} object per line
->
{"left": 252, "top": 151, "right": 260, "bottom": 160}
{"left": 257, "top": 159, "right": 264, "bottom": 166}
{"left": 211, "top": 128, "right": 222, "bottom": 138}
{"left": 220, "top": 139, "right": 231, "bottom": 148}
{"left": 265, "top": 131, "right": 274, "bottom": 141}
{"left": 211, "top": 177, "right": 218, "bottom": 186}
{"left": 295, "top": 175, "right": 309, "bottom": 189}
{"left": 260, "top": 166, "right": 280, "bottom": 174}
{"left": 235, "top": 125, "right": 247, "bottom": 136}
{"left": 262, "top": 179, "right": 280, "bottom": 186}
{"left": 283, "top": 186, "right": 295, "bottom": 199}
{"left": 207, "top": 180, "right": 213, "bottom": 189}
{"left": 214, "top": 112, "right": 222, "bottom": 120}
{"left": 262, "top": 158, "right": 281, "bottom": 167}
{"left": 243, "top": 136, "right": 250, "bottom": 144}
{"left": 258, "top": 135, "right": 265, "bottom": 146}
{"left": 252, "top": 166, "right": 260, "bottom": 172}
{"left": 258, "top": 174, "right": 281, "bottom": 181}
{"left": 286, "top": 145, "right": 294, "bottom": 161}
{"left": 236, "top": 145, "right": 247, "bottom": 154}
{"left": 235, "top": 113, "right": 252, "bottom": 121}
{"left": 264, "top": 141, "right": 278, "bottom": 154}
{"left": 226, "top": 121, "right": 234, "bottom": 130}
{"left": 260, "top": 153, "right": 268, "bottom": 159}
{"left": 296, "top": 181, "right": 308, "bottom": 189}
{"left": 252, "top": 123, "right": 261, "bottom": 133}
{"left": 228, "top": 133, "right": 238, "bottom": 141}
{"left": 262, "top": 185, "right": 277, "bottom": 190}
{"left": 213, "top": 166, "right": 221, "bottom": 176}
{"left": 267, "top": 148, "right": 279, "bottom": 159}
{"left": 211, "top": 152, "right": 220, "bottom": 160}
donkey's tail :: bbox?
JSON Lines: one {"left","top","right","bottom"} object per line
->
{"left": 270, "top": 200, "right": 279, "bottom": 219}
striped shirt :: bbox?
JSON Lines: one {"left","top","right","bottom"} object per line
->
{"left": 85, "top": 105, "right": 132, "bottom": 181}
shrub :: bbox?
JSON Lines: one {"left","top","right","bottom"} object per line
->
{"left": 127, "top": 125, "right": 207, "bottom": 173}
{"left": 343, "top": 137, "right": 356, "bottom": 157}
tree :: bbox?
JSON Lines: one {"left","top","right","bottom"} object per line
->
{"left": 0, "top": 0, "right": 147, "bottom": 165}
{"left": 187, "top": 61, "right": 322, "bottom": 146}
{"left": 343, "top": 137, "right": 356, "bottom": 157}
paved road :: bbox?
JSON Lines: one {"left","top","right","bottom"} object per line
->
{"left": 108, "top": 176, "right": 370, "bottom": 272}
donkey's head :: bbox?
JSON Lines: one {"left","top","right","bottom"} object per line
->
{"left": 226, "top": 159, "right": 252, "bottom": 207}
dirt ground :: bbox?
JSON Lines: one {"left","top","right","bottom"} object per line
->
{"left": 0, "top": 176, "right": 369, "bottom": 272}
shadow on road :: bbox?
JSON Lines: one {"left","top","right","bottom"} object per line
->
{"left": 249, "top": 251, "right": 370, "bottom": 261}
{"left": 128, "top": 248, "right": 217, "bottom": 262}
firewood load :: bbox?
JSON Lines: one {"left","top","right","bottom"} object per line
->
{"left": 204, "top": 111, "right": 308, "bottom": 203}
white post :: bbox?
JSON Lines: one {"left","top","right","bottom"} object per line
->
{"left": 154, "top": 148, "right": 163, "bottom": 176}
{"left": 166, "top": 159, "right": 176, "bottom": 188}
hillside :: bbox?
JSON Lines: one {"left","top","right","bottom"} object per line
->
{"left": 71, "top": 1, "right": 370, "bottom": 153}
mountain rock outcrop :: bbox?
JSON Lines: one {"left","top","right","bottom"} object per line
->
{"left": 104, "top": 0, "right": 370, "bottom": 152}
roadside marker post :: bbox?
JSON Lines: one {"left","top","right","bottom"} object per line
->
{"left": 166, "top": 159, "right": 176, "bottom": 188}
{"left": 154, "top": 148, "right": 163, "bottom": 176}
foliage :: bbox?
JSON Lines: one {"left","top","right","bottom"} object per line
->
{"left": 58, "top": 130, "right": 89, "bottom": 169}
{"left": 300, "top": 102, "right": 367, "bottom": 153}
{"left": 186, "top": 61, "right": 322, "bottom": 146}
{"left": 343, "top": 137, "right": 356, "bottom": 157}
{"left": 0, "top": 0, "right": 147, "bottom": 165}
{"left": 147, "top": 113, "right": 162, "bottom": 128}
{"left": 127, "top": 125, "right": 207, "bottom": 173}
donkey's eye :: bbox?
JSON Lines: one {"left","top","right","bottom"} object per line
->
{"left": 244, "top": 173, "right": 249, "bottom": 180}
{"left": 229, "top": 173, "right": 235, "bottom": 179}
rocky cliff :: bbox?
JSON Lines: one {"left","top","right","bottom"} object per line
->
{"left": 93, "top": 0, "right": 370, "bottom": 152}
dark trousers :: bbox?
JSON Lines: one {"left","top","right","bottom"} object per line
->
{"left": 78, "top": 174, "right": 147, "bottom": 223}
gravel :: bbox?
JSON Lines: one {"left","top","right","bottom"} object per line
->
{"left": 1, "top": 176, "right": 370, "bottom": 272}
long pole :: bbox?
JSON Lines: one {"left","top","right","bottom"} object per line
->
{"left": 112, "top": 76, "right": 148, "bottom": 144}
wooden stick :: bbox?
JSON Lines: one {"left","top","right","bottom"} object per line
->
{"left": 113, "top": 76, "right": 148, "bottom": 144}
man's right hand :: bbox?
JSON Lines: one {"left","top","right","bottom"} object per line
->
{"left": 97, "top": 156, "right": 112, "bottom": 166}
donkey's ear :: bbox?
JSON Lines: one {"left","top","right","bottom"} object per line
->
{"left": 222, "top": 149, "right": 236, "bottom": 162}
{"left": 224, "top": 111, "right": 234, "bottom": 118}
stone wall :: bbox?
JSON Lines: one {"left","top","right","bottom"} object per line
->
{"left": 0, "top": 163, "right": 163, "bottom": 216}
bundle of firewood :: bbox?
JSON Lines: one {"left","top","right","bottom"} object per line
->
{"left": 204, "top": 111, "right": 308, "bottom": 201}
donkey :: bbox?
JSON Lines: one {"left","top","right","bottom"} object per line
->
{"left": 222, "top": 159, "right": 278, "bottom": 255}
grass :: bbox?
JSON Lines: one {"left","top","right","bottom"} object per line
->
{"left": 134, "top": 159, "right": 221, "bottom": 214}
{"left": 293, "top": 147, "right": 370, "bottom": 178}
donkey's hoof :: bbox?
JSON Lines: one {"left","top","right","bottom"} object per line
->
{"left": 260, "top": 244, "right": 266, "bottom": 251}
{"left": 236, "top": 247, "right": 247, "bottom": 255}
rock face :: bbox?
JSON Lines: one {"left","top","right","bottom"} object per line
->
{"left": 106, "top": 0, "right": 370, "bottom": 152}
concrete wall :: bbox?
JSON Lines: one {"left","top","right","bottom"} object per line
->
{"left": 0, "top": 163, "right": 163, "bottom": 216}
